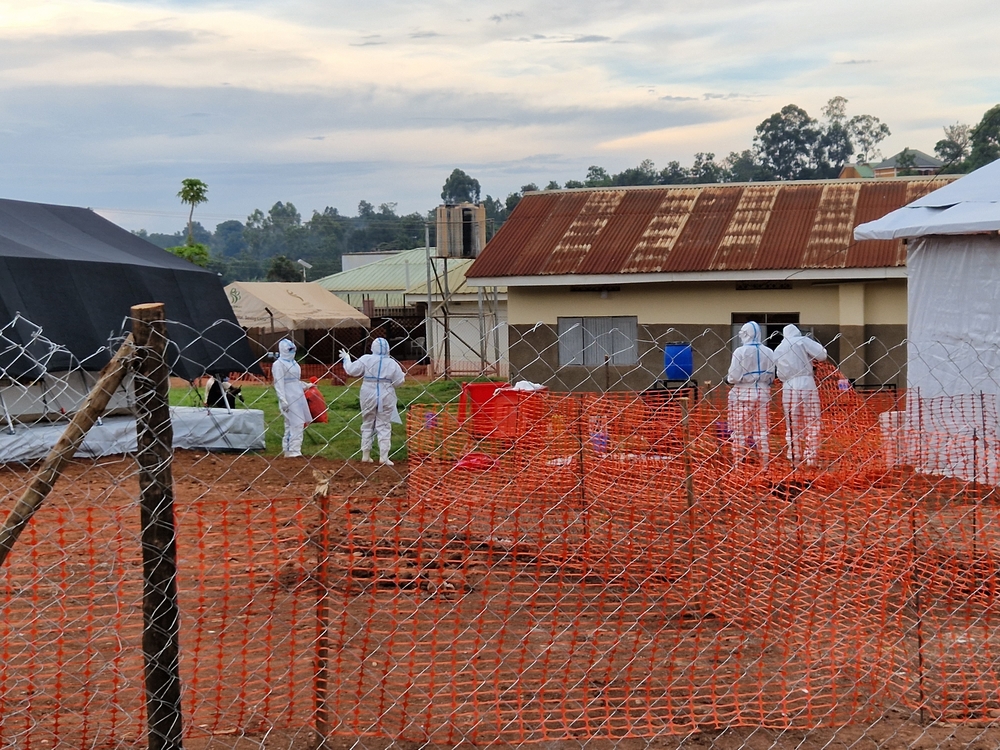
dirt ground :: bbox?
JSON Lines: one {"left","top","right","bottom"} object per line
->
{"left": 0, "top": 449, "right": 410, "bottom": 505}
{"left": 4, "top": 451, "right": 1000, "bottom": 750}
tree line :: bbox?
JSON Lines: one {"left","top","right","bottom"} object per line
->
{"left": 139, "top": 98, "right": 1000, "bottom": 282}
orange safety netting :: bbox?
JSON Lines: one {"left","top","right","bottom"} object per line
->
{"left": 312, "top": 376, "right": 1000, "bottom": 742}
{"left": 0, "top": 495, "right": 318, "bottom": 746}
{"left": 7, "top": 374, "right": 1000, "bottom": 745}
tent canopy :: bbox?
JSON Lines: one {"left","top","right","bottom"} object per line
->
{"left": 855, "top": 160, "right": 1000, "bottom": 240}
{"left": 225, "top": 282, "right": 370, "bottom": 332}
{"left": 0, "top": 198, "right": 256, "bottom": 381}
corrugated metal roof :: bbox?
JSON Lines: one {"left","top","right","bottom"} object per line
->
{"left": 317, "top": 247, "right": 504, "bottom": 307}
{"left": 316, "top": 247, "right": 428, "bottom": 293}
{"left": 466, "top": 177, "right": 956, "bottom": 279}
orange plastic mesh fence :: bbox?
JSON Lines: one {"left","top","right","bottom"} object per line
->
{"left": 0, "top": 493, "right": 318, "bottom": 746}
{"left": 8, "top": 352, "right": 1000, "bottom": 746}
{"left": 312, "top": 381, "right": 1000, "bottom": 741}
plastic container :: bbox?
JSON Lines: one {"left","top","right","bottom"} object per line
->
{"left": 664, "top": 342, "right": 694, "bottom": 381}
{"left": 459, "top": 382, "right": 507, "bottom": 438}
{"left": 460, "top": 381, "right": 548, "bottom": 440}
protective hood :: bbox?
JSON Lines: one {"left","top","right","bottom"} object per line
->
{"left": 739, "top": 321, "right": 763, "bottom": 346}
{"left": 371, "top": 337, "right": 390, "bottom": 356}
{"left": 278, "top": 338, "right": 297, "bottom": 362}
{"left": 783, "top": 324, "right": 802, "bottom": 340}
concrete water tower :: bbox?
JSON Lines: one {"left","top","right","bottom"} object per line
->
{"left": 436, "top": 203, "right": 486, "bottom": 258}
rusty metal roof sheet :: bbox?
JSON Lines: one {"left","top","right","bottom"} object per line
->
{"left": 466, "top": 177, "right": 956, "bottom": 279}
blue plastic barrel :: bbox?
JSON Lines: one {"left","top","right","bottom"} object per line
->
{"left": 664, "top": 342, "right": 694, "bottom": 381}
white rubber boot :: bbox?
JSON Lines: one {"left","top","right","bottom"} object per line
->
{"left": 361, "top": 451, "right": 373, "bottom": 463}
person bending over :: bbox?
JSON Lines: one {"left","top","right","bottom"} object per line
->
{"left": 774, "top": 324, "right": 827, "bottom": 467}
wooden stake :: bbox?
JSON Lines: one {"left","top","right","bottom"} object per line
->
{"left": 0, "top": 333, "right": 135, "bottom": 569}
{"left": 680, "top": 397, "right": 695, "bottom": 509}
{"left": 132, "top": 303, "right": 184, "bottom": 750}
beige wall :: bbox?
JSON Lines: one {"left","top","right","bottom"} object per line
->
{"left": 504, "top": 278, "right": 909, "bottom": 390}
{"left": 508, "top": 280, "right": 906, "bottom": 328}
{"left": 863, "top": 281, "right": 907, "bottom": 324}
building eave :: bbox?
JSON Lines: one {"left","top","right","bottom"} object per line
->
{"left": 466, "top": 267, "right": 907, "bottom": 288}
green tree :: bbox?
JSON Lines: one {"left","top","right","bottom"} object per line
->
{"left": 688, "top": 153, "right": 725, "bottom": 183}
{"left": 545, "top": 180, "right": 561, "bottom": 190}
{"left": 847, "top": 114, "right": 891, "bottom": 164}
{"left": 722, "top": 150, "right": 767, "bottom": 182}
{"left": 213, "top": 220, "right": 246, "bottom": 257}
{"left": 817, "top": 96, "right": 854, "bottom": 175}
{"left": 166, "top": 242, "right": 210, "bottom": 267}
{"left": 267, "top": 255, "right": 302, "bottom": 282}
{"left": 658, "top": 161, "right": 689, "bottom": 184}
{"left": 895, "top": 148, "right": 917, "bottom": 176}
{"left": 306, "top": 207, "right": 347, "bottom": 273}
{"left": 177, "top": 178, "right": 209, "bottom": 245}
{"left": 564, "top": 179, "right": 585, "bottom": 189}
{"left": 482, "top": 195, "right": 506, "bottom": 238}
{"left": 243, "top": 202, "right": 305, "bottom": 260}
{"left": 753, "top": 104, "right": 820, "bottom": 180}
{"left": 612, "top": 159, "right": 659, "bottom": 185}
{"left": 968, "top": 104, "right": 1000, "bottom": 170}
{"left": 584, "top": 166, "right": 612, "bottom": 187}
{"left": 441, "top": 169, "right": 481, "bottom": 204}
{"left": 935, "top": 122, "right": 972, "bottom": 171}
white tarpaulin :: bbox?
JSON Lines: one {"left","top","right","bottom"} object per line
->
{"left": 877, "top": 233, "right": 1000, "bottom": 483}
{"left": 907, "top": 235, "right": 1000, "bottom": 398}
{"left": 854, "top": 158, "right": 1000, "bottom": 240}
{"left": 225, "top": 281, "right": 370, "bottom": 331}
{"left": 0, "top": 406, "right": 265, "bottom": 463}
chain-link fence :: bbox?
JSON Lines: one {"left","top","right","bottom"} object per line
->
{"left": 3, "top": 311, "right": 1000, "bottom": 749}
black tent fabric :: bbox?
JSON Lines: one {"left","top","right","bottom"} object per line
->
{"left": 0, "top": 198, "right": 257, "bottom": 381}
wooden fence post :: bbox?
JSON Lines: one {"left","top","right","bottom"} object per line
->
{"left": 132, "top": 303, "right": 184, "bottom": 750}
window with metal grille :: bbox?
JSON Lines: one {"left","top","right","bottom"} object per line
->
{"left": 557, "top": 316, "right": 638, "bottom": 367}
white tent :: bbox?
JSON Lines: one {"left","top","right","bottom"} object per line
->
{"left": 225, "top": 282, "right": 370, "bottom": 332}
{"left": 855, "top": 160, "right": 1000, "bottom": 481}
{"left": 854, "top": 161, "right": 1000, "bottom": 240}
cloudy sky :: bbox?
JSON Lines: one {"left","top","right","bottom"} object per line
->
{"left": 2, "top": 0, "right": 998, "bottom": 233}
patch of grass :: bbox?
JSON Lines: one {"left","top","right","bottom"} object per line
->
{"left": 170, "top": 378, "right": 466, "bottom": 460}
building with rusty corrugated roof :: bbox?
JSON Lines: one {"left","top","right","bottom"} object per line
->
{"left": 465, "top": 176, "right": 956, "bottom": 392}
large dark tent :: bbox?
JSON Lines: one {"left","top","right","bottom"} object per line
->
{"left": 0, "top": 198, "right": 255, "bottom": 382}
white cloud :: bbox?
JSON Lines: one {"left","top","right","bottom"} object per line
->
{"left": 0, "top": 0, "right": 998, "bottom": 231}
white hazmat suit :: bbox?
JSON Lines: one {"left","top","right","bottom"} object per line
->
{"left": 727, "top": 321, "right": 776, "bottom": 466}
{"left": 272, "top": 339, "right": 310, "bottom": 458}
{"left": 774, "top": 324, "right": 827, "bottom": 467}
{"left": 341, "top": 338, "right": 405, "bottom": 465}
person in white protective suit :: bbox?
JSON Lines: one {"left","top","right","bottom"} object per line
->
{"left": 341, "top": 338, "right": 405, "bottom": 465}
{"left": 726, "top": 321, "right": 776, "bottom": 467}
{"left": 272, "top": 338, "right": 310, "bottom": 458}
{"left": 774, "top": 324, "right": 827, "bottom": 467}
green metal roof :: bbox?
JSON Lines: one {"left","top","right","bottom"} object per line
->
{"left": 316, "top": 247, "right": 504, "bottom": 309}
{"left": 317, "top": 247, "right": 427, "bottom": 292}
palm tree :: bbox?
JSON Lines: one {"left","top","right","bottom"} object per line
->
{"left": 177, "top": 178, "right": 209, "bottom": 245}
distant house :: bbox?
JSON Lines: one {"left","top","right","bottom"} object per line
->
{"left": 873, "top": 149, "right": 943, "bottom": 178}
{"left": 317, "top": 247, "right": 507, "bottom": 375}
{"left": 839, "top": 163, "right": 875, "bottom": 179}
{"left": 465, "top": 177, "right": 956, "bottom": 392}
